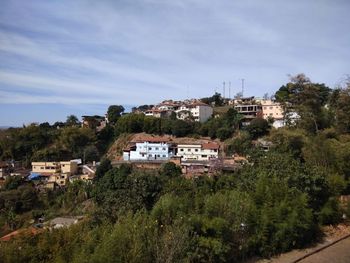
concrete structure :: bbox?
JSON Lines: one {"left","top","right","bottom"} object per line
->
{"left": 258, "top": 99, "right": 284, "bottom": 128}
{"left": 176, "top": 101, "right": 213, "bottom": 122}
{"left": 32, "top": 162, "right": 61, "bottom": 174}
{"left": 48, "top": 173, "right": 69, "bottom": 187}
{"left": 31, "top": 161, "right": 78, "bottom": 175}
{"left": 176, "top": 142, "right": 219, "bottom": 161}
{"left": 123, "top": 137, "right": 174, "bottom": 161}
{"left": 234, "top": 104, "right": 262, "bottom": 126}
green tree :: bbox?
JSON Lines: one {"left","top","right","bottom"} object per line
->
{"left": 107, "top": 105, "right": 125, "bottom": 124}
{"left": 66, "top": 115, "right": 80, "bottom": 127}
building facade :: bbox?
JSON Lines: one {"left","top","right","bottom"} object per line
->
{"left": 123, "top": 138, "right": 174, "bottom": 161}
{"left": 176, "top": 102, "right": 213, "bottom": 122}
{"left": 176, "top": 142, "right": 219, "bottom": 161}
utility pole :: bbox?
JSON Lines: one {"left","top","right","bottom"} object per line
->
{"left": 229, "top": 81, "right": 231, "bottom": 99}
{"left": 240, "top": 78, "right": 245, "bottom": 97}
{"left": 223, "top": 81, "right": 226, "bottom": 98}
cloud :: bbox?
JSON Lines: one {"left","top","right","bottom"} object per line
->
{"left": 0, "top": 0, "right": 349, "bottom": 111}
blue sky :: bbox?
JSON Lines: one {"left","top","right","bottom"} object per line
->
{"left": 0, "top": 0, "right": 349, "bottom": 126}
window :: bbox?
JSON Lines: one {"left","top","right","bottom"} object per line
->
{"left": 270, "top": 106, "right": 273, "bottom": 109}
{"left": 162, "top": 147, "right": 166, "bottom": 150}
{"left": 162, "top": 155, "right": 166, "bottom": 157}
{"left": 148, "top": 147, "right": 152, "bottom": 150}
{"left": 195, "top": 149, "right": 198, "bottom": 152}
{"left": 187, "top": 149, "right": 191, "bottom": 152}
{"left": 180, "top": 149, "right": 184, "bottom": 152}
{"left": 214, "top": 149, "right": 218, "bottom": 152}
{"left": 157, "top": 154, "right": 160, "bottom": 157}
{"left": 149, "top": 154, "right": 152, "bottom": 157}
{"left": 155, "top": 147, "right": 159, "bottom": 150}
{"left": 201, "top": 155, "right": 207, "bottom": 158}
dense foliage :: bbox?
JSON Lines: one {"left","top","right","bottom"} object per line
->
{"left": 1, "top": 74, "right": 350, "bottom": 262}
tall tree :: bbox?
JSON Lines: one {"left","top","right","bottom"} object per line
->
{"left": 66, "top": 115, "right": 80, "bottom": 127}
{"left": 107, "top": 105, "right": 125, "bottom": 124}
{"left": 275, "top": 73, "right": 331, "bottom": 132}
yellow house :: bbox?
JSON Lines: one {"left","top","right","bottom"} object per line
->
{"left": 48, "top": 173, "right": 69, "bottom": 187}
{"left": 32, "top": 162, "right": 61, "bottom": 174}
{"left": 31, "top": 161, "right": 78, "bottom": 175}
{"left": 60, "top": 161, "right": 78, "bottom": 175}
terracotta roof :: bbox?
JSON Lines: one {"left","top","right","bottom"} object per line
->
{"left": 0, "top": 227, "right": 42, "bottom": 241}
{"left": 132, "top": 136, "right": 170, "bottom": 143}
{"left": 202, "top": 142, "right": 220, "bottom": 150}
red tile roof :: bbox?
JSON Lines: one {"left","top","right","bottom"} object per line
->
{"left": 202, "top": 142, "right": 220, "bottom": 150}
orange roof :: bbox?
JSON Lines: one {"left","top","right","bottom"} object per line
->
{"left": 202, "top": 142, "right": 220, "bottom": 150}
{"left": 132, "top": 136, "right": 169, "bottom": 143}
{"left": 0, "top": 227, "right": 42, "bottom": 241}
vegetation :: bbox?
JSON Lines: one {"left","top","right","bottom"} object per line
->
{"left": 1, "top": 74, "right": 350, "bottom": 262}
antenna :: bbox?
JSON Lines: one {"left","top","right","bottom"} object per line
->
{"left": 229, "top": 81, "right": 231, "bottom": 99}
{"left": 223, "top": 81, "right": 225, "bottom": 98}
{"left": 186, "top": 86, "right": 189, "bottom": 99}
{"left": 240, "top": 78, "right": 245, "bottom": 97}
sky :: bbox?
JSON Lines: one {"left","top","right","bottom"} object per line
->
{"left": 0, "top": 0, "right": 349, "bottom": 126}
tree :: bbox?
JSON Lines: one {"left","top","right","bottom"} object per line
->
{"left": 245, "top": 118, "right": 270, "bottom": 139}
{"left": 329, "top": 84, "right": 350, "bottom": 133}
{"left": 107, "top": 105, "right": 125, "bottom": 124}
{"left": 66, "top": 115, "right": 80, "bottom": 127}
{"left": 160, "top": 162, "right": 182, "bottom": 178}
{"left": 201, "top": 92, "right": 224, "bottom": 106}
{"left": 275, "top": 74, "right": 331, "bottom": 133}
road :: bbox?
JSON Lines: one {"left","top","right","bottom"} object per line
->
{"left": 298, "top": 236, "right": 350, "bottom": 263}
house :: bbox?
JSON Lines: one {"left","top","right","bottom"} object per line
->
{"left": 257, "top": 99, "right": 284, "bottom": 128}
{"left": 234, "top": 103, "right": 262, "bottom": 126}
{"left": 176, "top": 142, "right": 219, "bottom": 161}
{"left": 30, "top": 160, "right": 79, "bottom": 187}
{"left": 123, "top": 137, "right": 174, "bottom": 161}
{"left": 32, "top": 162, "right": 61, "bottom": 174}
{"left": 31, "top": 161, "right": 78, "bottom": 175}
{"left": 176, "top": 101, "right": 213, "bottom": 122}
{"left": 48, "top": 173, "right": 69, "bottom": 187}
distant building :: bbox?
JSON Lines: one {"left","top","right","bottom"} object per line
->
{"left": 176, "top": 101, "right": 213, "bottom": 122}
{"left": 30, "top": 160, "right": 79, "bottom": 187}
{"left": 31, "top": 161, "right": 78, "bottom": 175}
{"left": 258, "top": 99, "right": 284, "bottom": 128}
{"left": 123, "top": 137, "right": 174, "bottom": 161}
{"left": 176, "top": 142, "right": 219, "bottom": 161}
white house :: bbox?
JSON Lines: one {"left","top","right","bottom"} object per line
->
{"left": 123, "top": 137, "right": 174, "bottom": 161}
{"left": 176, "top": 101, "right": 213, "bottom": 123}
{"left": 176, "top": 142, "right": 219, "bottom": 161}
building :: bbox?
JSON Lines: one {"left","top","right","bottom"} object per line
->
{"left": 123, "top": 137, "right": 174, "bottom": 161}
{"left": 32, "top": 162, "right": 61, "bottom": 174}
{"left": 258, "top": 99, "right": 284, "bottom": 128}
{"left": 176, "top": 101, "right": 213, "bottom": 122}
{"left": 176, "top": 142, "right": 219, "bottom": 161}
{"left": 234, "top": 104, "right": 262, "bottom": 126}
{"left": 31, "top": 161, "right": 78, "bottom": 175}
{"left": 48, "top": 173, "right": 69, "bottom": 187}
{"left": 30, "top": 160, "right": 79, "bottom": 187}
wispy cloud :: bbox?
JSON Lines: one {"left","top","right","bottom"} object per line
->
{"left": 0, "top": 0, "right": 349, "bottom": 125}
